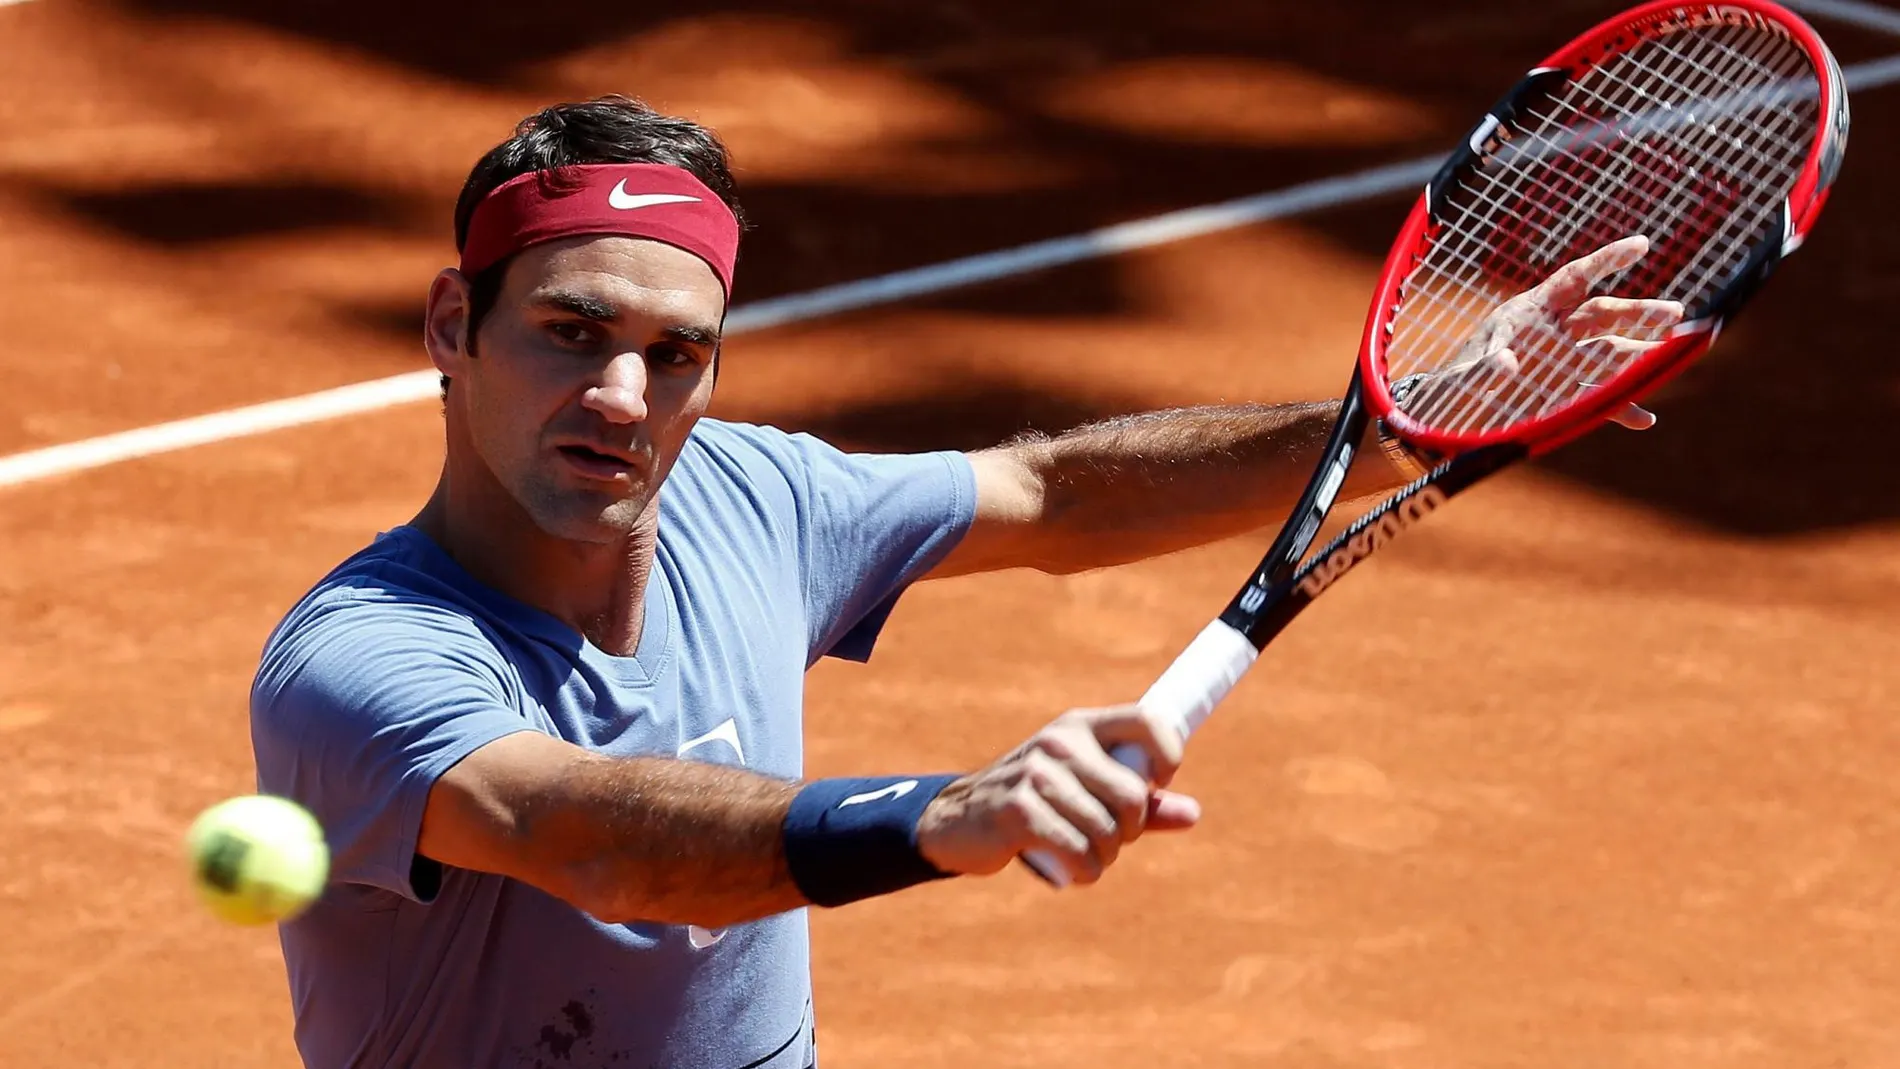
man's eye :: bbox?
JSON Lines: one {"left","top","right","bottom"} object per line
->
{"left": 649, "top": 345, "right": 695, "bottom": 367}
{"left": 548, "top": 322, "right": 595, "bottom": 345}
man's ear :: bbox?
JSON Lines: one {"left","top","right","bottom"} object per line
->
{"left": 424, "top": 268, "right": 474, "bottom": 379}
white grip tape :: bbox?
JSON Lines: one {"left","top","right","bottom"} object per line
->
{"left": 1136, "top": 619, "right": 1260, "bottom": 741}
{"left": 1023, "top": 620, "right": 1260, "bottom": 887}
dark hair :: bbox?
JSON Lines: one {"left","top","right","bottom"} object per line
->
{"left": 443, "top": 96, "right": 746, "bottom": 394}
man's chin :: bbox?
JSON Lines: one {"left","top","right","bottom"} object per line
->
{"left": 523, "top": 489, "right": 653, "bottom": 544}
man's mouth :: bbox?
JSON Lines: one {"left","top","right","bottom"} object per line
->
{"left": 555, "top": 443, "right": 640, "bottom": 481}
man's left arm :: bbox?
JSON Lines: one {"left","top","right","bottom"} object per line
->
{"left": 926, "top": 235, "right": 1677, "bottom": 581}
{"left": 927, "top": 400, "right": 1407, "bottom": 580}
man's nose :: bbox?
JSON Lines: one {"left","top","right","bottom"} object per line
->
{"left": 580, "top": 351, "right": 649, "bottom": 424}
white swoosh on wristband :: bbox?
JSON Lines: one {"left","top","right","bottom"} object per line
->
{"left": 837, "top": 780, "right": 918, "bottom": 808}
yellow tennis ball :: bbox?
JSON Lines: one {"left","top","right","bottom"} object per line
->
{"left": 185, "top": 794, "right": 330, "bottom": 926}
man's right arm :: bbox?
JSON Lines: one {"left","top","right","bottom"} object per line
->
{"left": 419, "top": 733, "right": 807, "bottom": 928}
{"left": 417, "top": 704, "right": 1204, "bottom": 928}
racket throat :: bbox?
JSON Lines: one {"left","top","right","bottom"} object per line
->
{"left": 1245, "top": 370, "right": 1374, "bottom": 593}
{"left": 1293, "top": 483, "right": 1451, "bottom": 599}
{"left": 1224, "top": 443, "right": 1524, "bottom": 646}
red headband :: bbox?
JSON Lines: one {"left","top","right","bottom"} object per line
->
{"left": 459, "top": 164, "right": 739, "bottom": 293}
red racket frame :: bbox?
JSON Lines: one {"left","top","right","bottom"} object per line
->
{"left": 1363, "top": 0, "right": 1847, "bottom": 458}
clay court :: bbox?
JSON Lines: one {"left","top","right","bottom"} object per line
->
{"left": 2, "top": 0, "right": 1899, "bottom": 1064}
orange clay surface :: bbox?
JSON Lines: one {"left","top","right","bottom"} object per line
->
{"left": 2, "top": 1, "right": 1899, "bottom": 1065}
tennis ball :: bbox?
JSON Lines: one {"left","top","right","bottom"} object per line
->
{"left": 184, "top": 794, "right": 330, "bottom": 926}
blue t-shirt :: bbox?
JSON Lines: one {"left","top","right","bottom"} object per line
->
{"left": 250, "top": 419, "right": 977, "bottom": 1069}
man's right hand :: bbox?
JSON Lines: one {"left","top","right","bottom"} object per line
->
{"left": 914, "top": 705, "right": 1201, "bottom": 886}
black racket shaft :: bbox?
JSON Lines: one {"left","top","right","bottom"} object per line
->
{"left": 1221, "top": 440, "right": 1526, "bottom": 647}
{"left": 1230, "top": 367, "right": 1375, "bottom": 604}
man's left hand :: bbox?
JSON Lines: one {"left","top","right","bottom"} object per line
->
{"left": 1429, "top": 234, "right": 1686, "bottom": 431}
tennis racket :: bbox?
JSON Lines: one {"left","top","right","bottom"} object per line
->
{"left": 1026, "top": 0, "right": 1848, "bottom": 886}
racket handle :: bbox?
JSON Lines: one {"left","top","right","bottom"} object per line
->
{"left": 1022, "top": 621, "right": 1259, "bottom": 887}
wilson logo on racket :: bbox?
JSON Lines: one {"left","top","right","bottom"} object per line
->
{"left": 1296, "top": 486, "right": 1448, "bottom": 599}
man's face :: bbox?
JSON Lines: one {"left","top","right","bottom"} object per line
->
{"left": 429, "top": 236, "right": 725, "bottom": 543}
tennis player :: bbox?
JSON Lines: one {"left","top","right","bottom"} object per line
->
{"left": 250, "top": 95, "right": 1667, "bottom": 1068}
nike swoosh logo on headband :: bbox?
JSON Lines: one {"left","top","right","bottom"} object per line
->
{"left": 608, "top": 180, "right": 702, "bottom": 211}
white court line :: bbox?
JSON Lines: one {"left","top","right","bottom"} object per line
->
{"left": 1845, "top": 50, "right": 1900, "bottom": 82}
{"left": 2, "top": 52, "right": 1898, "bottom": 490}
{"left": 1784, "top": 0, "right": 1900, "bottom": 38}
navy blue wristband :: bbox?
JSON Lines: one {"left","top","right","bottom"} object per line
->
{"left": 781, "top": 774, "right": 959, "bottom": 907}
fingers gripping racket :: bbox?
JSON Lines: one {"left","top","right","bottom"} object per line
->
{"left": 1026, "top": 0, "right": 1847, "bottom": 886}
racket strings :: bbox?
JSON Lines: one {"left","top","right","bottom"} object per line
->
{"left": 1563, "top": 34, "right": 1809, "bottom": 289}
{"left": 1493, "top": 26, "right": 1806, "bottom": 316}
{"left": 1412, "top": 27, "right": 1808, "bottom": 432}
{"left": 1403, "top": 27, "right": 1811, "bottom": 434}
{"left": 1453, "top": 27, "right": 1807, "bottom": 432}
{"left": 1386, "top": 18, "right": 1820, "bottom": 438}
{"left": 1529, "top": 30, "right": 1804, "bottom": 266}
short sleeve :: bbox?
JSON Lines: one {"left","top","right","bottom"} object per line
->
{"left": 774, "top": 431, "right": 976, "bottom": 663}
{"left": 250, "top": 597, "right": 535, "bottom": 901}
